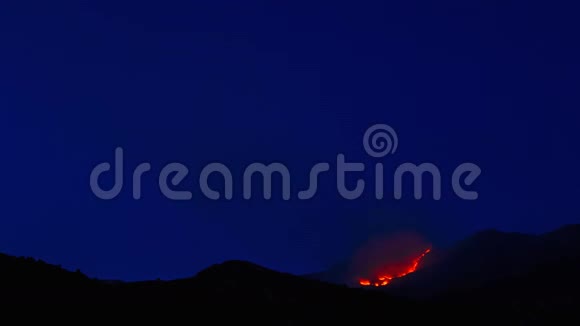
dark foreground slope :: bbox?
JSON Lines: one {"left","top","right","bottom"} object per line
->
{"left": 2, "top": 225, "right": 580, "bottom": 324}
{"left": 306, "top": 224, "right": 580, "bottom": 324}
{"left": 387, "top": 225, "right": 580, "bottom": 297}
{"left": 0, "top": 254, "right": 472, "bottom": 324}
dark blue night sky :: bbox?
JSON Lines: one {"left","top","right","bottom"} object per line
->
{"left": 1, "top": 1, "right": 579, "bottom": 281}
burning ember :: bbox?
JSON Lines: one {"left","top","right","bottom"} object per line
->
{"left": 350, "top": 232, "right": 431, "bottom": 287}
{"left": 358, "top": 248, "right": 431, "bottom": 287}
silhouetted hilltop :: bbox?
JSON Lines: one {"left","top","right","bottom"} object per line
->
{"left": 1, "top": 225, "right": 580, "bottom": 324}
{"left": 387, "top": 224, "right": 580, "bottom": 298}
{"left": 0, "top": 253, "right": 91, "bottom": 287}
{"left": 301, "top": 224, "right": 580, "bottom": 323}
{"left": 542, "top": 224, "right": 580, "bottom": 253}
{"left": 301, "top": 261, "right": 352, "bottom": 285}
{"left": 190, "top": 260, "right": 388, "bottom": 305}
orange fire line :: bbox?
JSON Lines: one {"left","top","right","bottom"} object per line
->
{"left": 358, "top": 248, "right": 431, "bottom": 287}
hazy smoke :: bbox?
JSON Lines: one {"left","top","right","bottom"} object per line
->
{"left": 349, "top": 231, "right": 430, "bottom": 279}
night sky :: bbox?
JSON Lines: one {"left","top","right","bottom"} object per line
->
{"left": 1, "top": 1, "right": 579, "bottom": 281}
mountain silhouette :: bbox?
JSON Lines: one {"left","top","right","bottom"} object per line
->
{"left": 2, "top": 225, "right": 580, "bottom": 324}
{"left": 385, "top": 225, "right": 580, "bottom": 298}
{"left": 305, "top": 224, "right": 580, "bottom": 324}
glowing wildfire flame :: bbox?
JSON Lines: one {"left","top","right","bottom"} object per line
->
{"left": 358, "top": 248, "right": 431, "bottom": 287}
